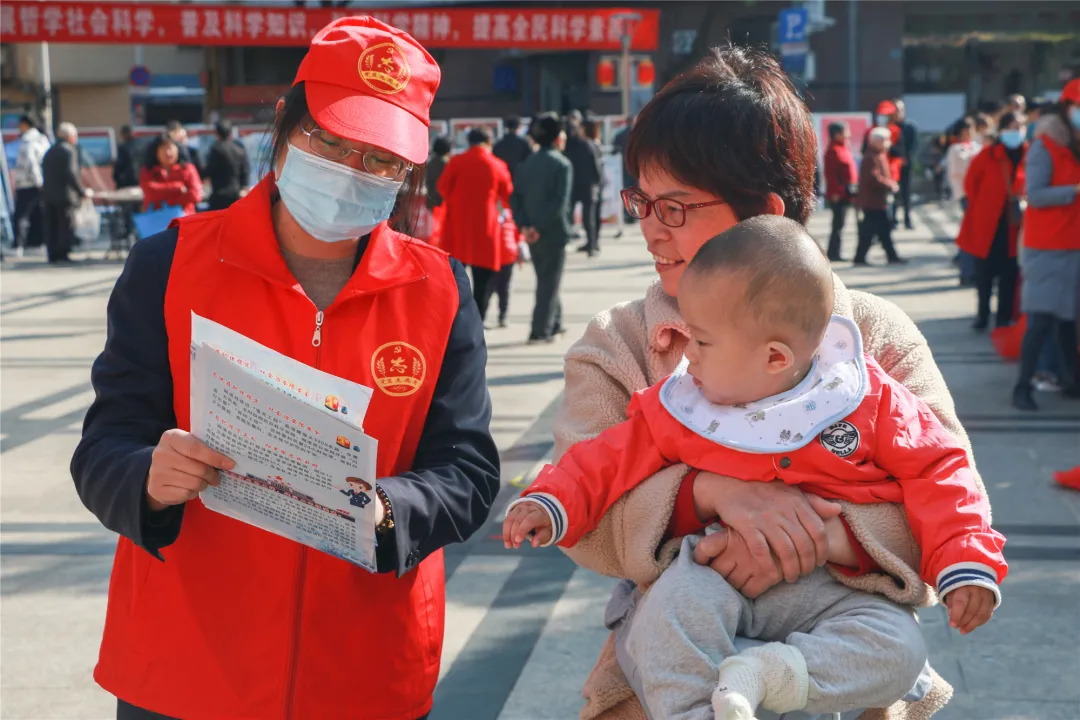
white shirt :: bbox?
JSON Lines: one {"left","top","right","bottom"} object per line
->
{"left": 13, "top": 128, "right": 51, "bottom": 190}
{"left": 946, "top": 140, "right": 980, "bottom": 202}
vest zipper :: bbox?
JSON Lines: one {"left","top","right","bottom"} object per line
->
{"left": 311, "top": 310, "right": 324, "bottom": 347}
{"left": 287, "top": 307, "right": 323, "bottom": 718}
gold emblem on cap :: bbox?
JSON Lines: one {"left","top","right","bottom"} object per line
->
{"left": 358, "top": 42, "right": 411, "bottom": 95}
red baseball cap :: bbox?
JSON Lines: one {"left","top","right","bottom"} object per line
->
{"left": 293, "top": 16, "right": 441, "bottom": 165}
{"left": 876, "top": 100, "right": 898, "bottom": 116}
{"left": 1061, "top": 78, "right": 1080, "bottom": 105}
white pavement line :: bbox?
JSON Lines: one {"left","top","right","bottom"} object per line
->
{"left": 496, "top": 568, "right": 620, "bottom": 720}
{"left": 19, "top": 388, "right": 96, "bottom": 421}
{"left": 439, "top": 554, "right": 523, "bottom": 682}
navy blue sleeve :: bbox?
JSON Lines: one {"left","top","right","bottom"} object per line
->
{"left": 376, "top": 258, "right": 501, "bottom": 576}
{"left": 71, "top": 228, "right": 183, "bottom": 558}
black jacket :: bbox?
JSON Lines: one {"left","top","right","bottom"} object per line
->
{"left": 205, "top": 139, "right": 250, "bottom": 200}
{"left": 41, "top": 139, "right": 86, "bottom": 208}
{"left": 492, "top": 133, "right": 533, "bottom": 178}
{"left": 563, "top": 133, "right": 603, "bottom": 201}
{"left": 71, "top": 229, "right": 501, "bottom": 576}
{"left": 510, "top": 148, "right": 573, "bottom": 243}
{"left": 113, "top": 139, "right": 140, "bottom": 189}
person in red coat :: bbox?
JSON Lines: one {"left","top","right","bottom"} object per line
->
{"left": 955, "top": 111, "right": 1027, "bottom": 331}
{"left": 138, "top": 135, "right": 203, "bottom": 215}
{"left": 437, "top": 127, "right": 513, "bottom": 317}
{"left": 823, "top": 122, "right": 858, "bottom": 261}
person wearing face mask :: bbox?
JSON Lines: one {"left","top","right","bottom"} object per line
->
{"left": 956, "top": 111, "right": 1027, "bottom": 333}
{"left": 71, "top": 17, "right": 500, "bottom": 720}
{"left": 1011, "top": 78, "right": 1080, "bottom": 411}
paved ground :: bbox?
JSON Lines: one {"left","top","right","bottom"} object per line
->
{"left": 2, "top": 204, "right": 1078, "bottom": 719}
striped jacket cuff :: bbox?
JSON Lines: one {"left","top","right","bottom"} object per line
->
{"left": 936, "top": 562, "right": 1002, "bottom": 609}
{"left": 508, "top": 493, "right": 569, "bottom": 547}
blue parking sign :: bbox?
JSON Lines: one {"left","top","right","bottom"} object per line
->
{"left": 779, "top": 8, "right": 808, "bottom": 44}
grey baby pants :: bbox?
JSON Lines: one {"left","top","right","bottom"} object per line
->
{"left": 616, "top": 536, "right": 928, "bottom": 720}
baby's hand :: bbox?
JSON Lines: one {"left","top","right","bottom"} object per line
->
{"left": 502, "top": 501, "right": 553, "bottom": 549}
{"left": 944, "top": 586, "right": 997, "bottom": 635}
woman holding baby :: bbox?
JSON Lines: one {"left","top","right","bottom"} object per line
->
{"left": 523, "top": 47, "right": 998, "bottom": 720}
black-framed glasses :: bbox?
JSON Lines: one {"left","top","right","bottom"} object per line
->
{"left": 298, "top": 123, "right": 412, "bottom": 181}
{"left": 621, "top": 187, "right": 728, "bottom": 228}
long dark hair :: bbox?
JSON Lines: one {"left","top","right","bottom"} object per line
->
{"left": 270, "top": 82, "right": 426, "bottom": 237}
{"left": 626, "top": 45, "right": 817, "bottom": 225}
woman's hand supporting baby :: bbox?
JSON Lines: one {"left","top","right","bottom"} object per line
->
{"left": 690, "top": 472, "right": 844, "bottom": 596}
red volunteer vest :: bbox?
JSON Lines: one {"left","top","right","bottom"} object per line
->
{"left": 94, "top": 178, "right": 460, "bottom": 720}
{"left": 1023, "top": 136, "right": 1080, "bottom": 251}
{"left": 956, "top": 143, "right": 1026, "bottom": 259}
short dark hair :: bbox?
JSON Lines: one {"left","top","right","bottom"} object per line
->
{"left": 827, "top": 122, "right": 846, "bottom": 138}
{"left": 531, "top": 115, "right": 563, "bottom": 148}
{"left": 952, "top": 116, "right": 975, "bottom": 137}
{"left": 215, "top": 120, "right": 233, "bottom": 140}
{"left": 504, "top": 115, "right": 521, "bottom": 132}
{"left": 626, "top": 45, "right": 818, "bottom": 225}
{"left": 583, "top": 119, "right": 601, "bottom": 141}
{"left": 145, "top": 134, "right": 182, "bottom": 170}
{"left": 686, "top": 216, "right": 833, "bottom": 352}
{"left": 998, "top": 111, "right": 1025, "bottom": 131}
{"left": 165, "top": 119, "right": 185, "bottom": 134}
{"left": 120, "top": 124, "right": 133, "bottom": 138}
{"left": 467, "top": 127, "right": 492, "bottom": 146}
{"left": 18, "top": 113, "right": 39, "bottom": 129}
{"left": 432, "top": 135, "right": 452, "bottom": 156}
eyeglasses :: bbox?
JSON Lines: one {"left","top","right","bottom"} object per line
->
{"left": 298, "top": 123, "right": 412, "bottom": 181}
{"left": 621, "top": 188, "right": 727, "bottom": 228}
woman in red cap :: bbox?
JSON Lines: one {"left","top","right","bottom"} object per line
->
{"left": 72, "top": 17, "right": 499, "bottom": 720}
{"left": 1011, "top": 77, "right": 1080, "bottom": 410}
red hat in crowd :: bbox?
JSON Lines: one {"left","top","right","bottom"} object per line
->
{"left": 1061, "top": 78, "right": 1080, "bottom": 105}
{"left": 293, "top": 16, "right": 441, "bottom": 165}
{"left": 876, "top": 100, "right": 898, "bottom": 116}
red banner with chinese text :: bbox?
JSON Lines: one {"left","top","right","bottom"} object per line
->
{"left": 0, "top": 3, "right": 660, "bottom": 51}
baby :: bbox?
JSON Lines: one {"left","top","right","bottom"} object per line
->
{"left": 503, "top": 216, "right": 1006, "bottom": 720}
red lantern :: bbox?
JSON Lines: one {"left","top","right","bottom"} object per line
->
{"left": 637, "top": 58, "right": 656, "bottom": 87}
{"left": 597, "top": 58, "right": 616, "bottom": 90}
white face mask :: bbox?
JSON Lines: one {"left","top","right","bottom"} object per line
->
{"left": 276, "top": 142, "right": 403, "bottom": 243}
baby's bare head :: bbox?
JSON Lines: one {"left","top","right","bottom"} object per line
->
{"left": 681, "top": 216, "right": 834, "bottom": 361}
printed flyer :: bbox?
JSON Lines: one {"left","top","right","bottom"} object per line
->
{"left": 189, "top": 318, "right": 378, "bottom": 570}
{"left": 191, "top": 312, "right": 373, "bottom": 429}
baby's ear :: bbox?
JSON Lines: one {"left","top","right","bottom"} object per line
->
{"left": 764, "top": 341, "right": 795, "bottom": 375}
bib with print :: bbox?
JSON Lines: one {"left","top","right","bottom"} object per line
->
{"left": 658, "top": 316, "right": 869, "bottom": 454}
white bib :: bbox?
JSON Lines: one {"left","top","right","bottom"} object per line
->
{"left": 658, "top": 316, "right": 869, "bottom": 454}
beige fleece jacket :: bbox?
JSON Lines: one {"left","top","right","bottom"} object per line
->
{"left": 555, "top": 277, "right": 982, "bottom": 720}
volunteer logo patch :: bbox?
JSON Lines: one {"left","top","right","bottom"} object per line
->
{"left": 820, "top": 421, "right": 860, "bottom": 458}
{"left": 371, "top": 342, "right": 426, "bottom": 397}
{"left": 358, "top": 43, "right": 410, "bottom": 94}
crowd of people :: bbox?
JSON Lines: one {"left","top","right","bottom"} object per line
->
{"left": 8, "top": 115, "right": 251, "bottom": 263}
{"left": 822, "top": 85, "right": 1080, "bottom": 416}
{"left": 423, "top": 109, "right": 617, "bottom": 344}
{"left": 947, "top": 83, "right": 1080, "bottom": 413}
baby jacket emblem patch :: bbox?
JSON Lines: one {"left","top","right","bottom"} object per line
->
{"left": 820, "top": 420, "right": 860, "bottom": 458}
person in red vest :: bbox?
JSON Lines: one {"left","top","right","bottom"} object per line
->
{"left": 955, "top": 111, "right": 1027, "bottom": 332}
{"left": 823, "top": 121, "right": 858, "bottom": 261}
{"left": 1012, "top": 78, "right": 1080, "bottom": 410}
{"left": 138, "top": 134, "right": 203, "bottom": 215}
{"left": 71, "top": 17, "right": 500, "bottom": 719}
{"left": 438, "top": 126, "right": 514, "bottom": 318}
